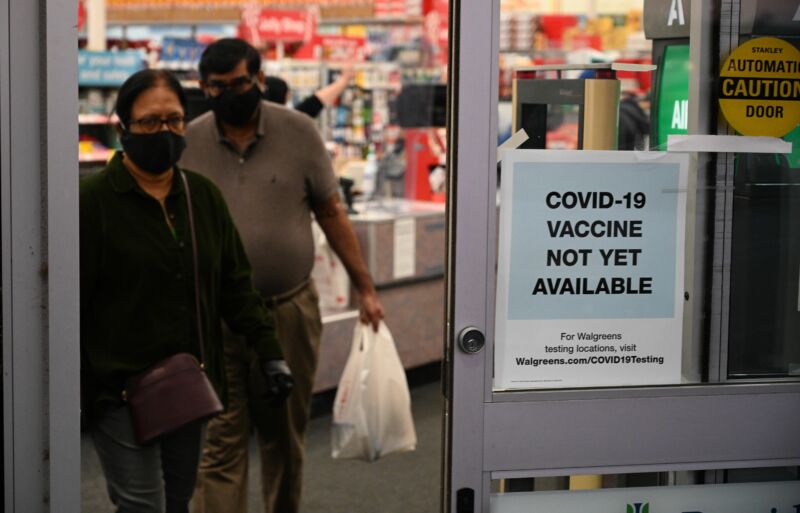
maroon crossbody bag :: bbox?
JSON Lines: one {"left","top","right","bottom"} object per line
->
{"left": 123, "top": 171, "right": 223, "bottom": 445}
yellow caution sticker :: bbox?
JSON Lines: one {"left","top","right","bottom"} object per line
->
{"left": 719, "top": 37, "right": 800, "bottom": 138}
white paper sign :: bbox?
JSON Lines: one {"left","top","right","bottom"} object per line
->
{"left": 495, "top": 150, "right": 689, "bottom": 390}
{"left": 491, "top": 481, "right": 800, "bottom": 513}
{"left": 393, "top": 218, "right": 416, "bottom": 279}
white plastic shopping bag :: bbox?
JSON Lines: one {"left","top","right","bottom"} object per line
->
{"left": 331, "top": 321, "right": 417, "bottom": 461}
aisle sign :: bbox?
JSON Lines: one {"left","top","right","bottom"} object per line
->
{"left": 238, "top": 7, "right": 317, "bottom": 47}
{"left": 78, "top": 50, "right": 145, "bottom": 87}
{"left": 495, "top": 151, "right": 688, "bottom": 390}
{"left": 643, "top": 0, "right": 690, "bottom": 39}
{"left": 719, "top": 37, "right": 800, "bottom": 138}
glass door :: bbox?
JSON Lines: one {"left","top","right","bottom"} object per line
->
{"left": 444, "top": 0, "right": 800, "bottom": 511}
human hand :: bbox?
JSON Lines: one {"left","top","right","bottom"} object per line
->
{"left": 340, "top": 64, "right": 356, "bottom": 83}
{"left": 260, "top": 359, "right": 294, "bottom": 406}
{"left": 358, "top": 290, "right": 385, "bottom": 332}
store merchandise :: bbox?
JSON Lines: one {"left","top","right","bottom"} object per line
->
{"left": 79, "top": 134, "right": 114, "bottom": 166}
{"left": 80, "top": 0, "right": 654, "bottom": 174}
{"left": 107, "top": 0, "right": 372, "bottom": 8}
{"left": 501, "top": 0, "right": 553, "bottom": 11}
{"left": 497, "top": 2, "right": 650, "bottom": 103}
{"left": 500, "top": 12, "right": 537, "bottom": 52}
{"left": 106, "top": 0, "right": 376, "bottom": 24}
{"left": 362, "top": 144, "right": 378, "bottom": 197}
{"left": 79, "top": 103, "right": 119, "bottom": 166}
{"left": 76, "top": 3, "right": 654, "bottom": 222}
{"left": 374, "top": 0, "right": 423, "bottom": 18}
{"left": 264, "top": 59, "right": 322, "bottom": 100}
{"left": 77, "top": 16, "right": 444, "bottom": 188}
{"left": 265, "top": 62, "right": 403, "bottom": 162}
{"left": 78, "top": 52, "right": 132, "bottom": 167}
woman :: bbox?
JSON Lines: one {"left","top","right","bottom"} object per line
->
{"left": 80, "top": 69, "right": 292, "bottom": 513}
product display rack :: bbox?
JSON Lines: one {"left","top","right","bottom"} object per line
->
{"left": 79, "top": 86, "right": 121, "bottom": 169}
{"left": 264, "top": 59, "right": 323, "bottom": 102}
{"left": 106, "top": 8, "right": 241, "bottom": 25}
{"left": 318, "top": 16, "right": 424, "bottom": 28}
{"left": 267, "top": 61, "right": 403, "bottom": 160}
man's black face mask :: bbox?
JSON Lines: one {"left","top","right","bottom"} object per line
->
{"left": 207, "top": 85, "right": 262, "bottom": 127}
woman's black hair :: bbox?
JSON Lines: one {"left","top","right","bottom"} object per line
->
{"left": 199, "top": 38, "right": 261, "bottom": 81}
{"left": 114, "top": 69, "right": 188, "bottom": 127}
{"left": 264, "top": 76, "right": 289, "bottom": 104}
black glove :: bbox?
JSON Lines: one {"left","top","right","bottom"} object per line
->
{"left": 260, "top": 359, "right": 294, "bottom": 406}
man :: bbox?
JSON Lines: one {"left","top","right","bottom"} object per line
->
{"left": 618, "top": 90, "right": 650, "bottom": 151}
{"left": 180, "top": 38, "right": 385, "bottom": 513}
{"left": 264, "top": 64, "right": 355, "bottom": 119}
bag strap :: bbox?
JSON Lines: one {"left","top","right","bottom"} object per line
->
{"left": 179, "top": 171, "right": 206, "bottom": 367}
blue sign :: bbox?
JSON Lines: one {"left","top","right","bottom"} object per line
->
{"left": 159, "top": 38, "right": 206, "bottom": 68}
{"left": 78, "top": 50, "right": 145, "bottom": 87}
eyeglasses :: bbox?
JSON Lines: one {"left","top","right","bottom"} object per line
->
{"left": 127, "top": 114, "right": 186, "bottom": 134}
{"left": 205, "top": 75, "right": 256, "bottom": 96}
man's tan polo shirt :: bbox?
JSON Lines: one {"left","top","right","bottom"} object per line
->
{"left": 181, "top": 101, "right": 339, "bottom": 296}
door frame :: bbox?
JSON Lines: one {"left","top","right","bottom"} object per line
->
{"left": 1, "top": 0, "right": 81, "bottom": 511}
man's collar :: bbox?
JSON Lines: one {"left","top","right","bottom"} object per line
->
{"left": 256, "top": 100, "right": 268, "bottom": 137}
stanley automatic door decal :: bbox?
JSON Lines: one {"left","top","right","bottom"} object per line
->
{"left": 719, "top": 37, "right": 800, "bottom": 138}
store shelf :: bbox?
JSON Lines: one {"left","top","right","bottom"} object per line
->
{"left": 79, "top": 149, "right": 114, "bottom": 164}
{"left": 318, "top": 16, "right": 423, "bottom": 27}
{"left": 106, "top": 8, "right": 421, "bottom": 26}
{"left": 79, "top": 114, "right": 118, "bottom": 125}
{"left": 354, "top": 82, "right": 400, "bottom": 90}
{"left": 156, "top": 63, "right": 199, "bottom": 72}
{"left": 106, "top": 7, "right": 240, "bottom": 25}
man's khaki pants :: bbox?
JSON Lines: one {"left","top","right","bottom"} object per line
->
{"left": 192, "top": 281, "right": 322, "bottom": 513}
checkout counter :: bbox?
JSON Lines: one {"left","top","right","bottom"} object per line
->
{"left": 312, "top": 81, "right": 448, "bottom": 392}
{"left": 312, "top": 198, "right": 446, "bottom": 392}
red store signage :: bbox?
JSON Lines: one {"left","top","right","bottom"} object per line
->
{"left": 238, "top": 7, "right": 317, "bottom": 46}
{"left": 319, "top": 35, "right": 367, "bottom": 62}
{"left": 78, "top": 0, "right": 86, "bottom": 32}
{"left": 424, "top": 0, "right": 448, "bottom": 67}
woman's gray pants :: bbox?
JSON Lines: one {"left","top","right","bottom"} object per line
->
{"left": 91, "top": 405, "right": 205, "bottom": 513}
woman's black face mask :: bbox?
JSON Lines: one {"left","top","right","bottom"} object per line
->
{"left": 207, "top": 85, "right": 262, "bottom": 127}
{"left": 120, "top": 130, "right": 186, "bottom": 175}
